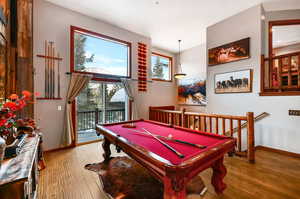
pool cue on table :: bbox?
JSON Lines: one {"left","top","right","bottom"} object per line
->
{"left": 142, "top": 128, "right": 185, "bottom": 159}
{"left": 128, "top": 129, "right": 206, "bottom": 149}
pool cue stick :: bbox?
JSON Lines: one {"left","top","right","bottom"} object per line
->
{"left": 52, "top": 45, "right": 56, "bottom": 98}
{"left": 48, "top": 42, "right": 51, "bottom": 98}
{"left": 128, "top": 129, "right": 206, "bottom": 149}
{"left": 45, "top": 40, "right": 48, "bottom": 98}
{"left": 142, "top": 128, "right": 185, "bottom": 158}
{"left": 57, "top": 53, "right": 61, "bottom": 98}
{"left": 50, "top": 42, "right": 54, "bottom": 98}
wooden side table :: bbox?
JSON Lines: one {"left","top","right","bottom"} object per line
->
{"left": 0, "top": 135, "right": 40, "bottom": 199}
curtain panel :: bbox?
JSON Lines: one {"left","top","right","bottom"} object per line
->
{"left": 60, "top": 73, "right": 92, "bottom": 147}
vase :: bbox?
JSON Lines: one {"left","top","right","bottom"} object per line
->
{"left": 0, "top": 136, "right": 6, "bottom": 166}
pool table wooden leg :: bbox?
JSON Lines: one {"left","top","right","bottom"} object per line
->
{"left": 102, "top": 138, "right": 111, "bottom": 163}
{"left": 211, "top": 157, "right": 227, "bottom": 194}
{"left": 163, "top": 177, "right": 186, "bottom": 199}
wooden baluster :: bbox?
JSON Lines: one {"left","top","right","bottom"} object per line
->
{"left": 198, "top": 116, "right": 202, "bottom": 131}
{"left": 269, "top": 58, "right": 274, "bottom": 88}
{"left": 209, "top": 117, "right": 212, "bottom": 133}
{"left": 204, "top": 116, "right": 207, "bottom": 132}
{"left": 193, "top": 115, "right": 196, "bottom": 130}
{"left": 261, "top": 55, "right": 265, "bottom": 92}
{"left": 181, "top": 109, "right": 185, "bottom": 127}
{"left": 278, "top": 58, "right": 282, "bottom": 90}
{"left": 215, "top": 117, "right": 219, "bottom": 134}
{"left": 288, "top": 56, "right": 292, "bottom": 87}
{"left": 187, "top": 115, "right": 190, "bottom": 129}
{"left": 298, "top": 55, "right": 300, "bottom": 88}
{"left": 173, "top": 113, "right": 176, "bottom": 126}
{"left": 222, "top": 118, "right": 226, "bottom": 135}
{"left": 230, "top": 119, "right": 233, "bottom": 137}
{"left": 237, "top": 119, "right": 242, "bottom": 152}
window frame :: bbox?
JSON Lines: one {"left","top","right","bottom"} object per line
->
{"left": 151, "top": 52, "right": 173, "bottom": 82}
{"left": 70, "top": 26, "right": 132, "bottom": 82}
{"left": 70, "top": 26, "right": 132, "bottom": 146}
{"left": 260, "top": 19, "right": 300, "bottom": 96}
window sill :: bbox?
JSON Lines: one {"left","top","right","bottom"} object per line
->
{"left": 259, "top": 91, "right": 300, "bottom": 96}
{"left": 152, "top": 78, "right": 172, "bottom": 82}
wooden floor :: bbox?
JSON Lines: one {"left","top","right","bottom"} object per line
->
{"left": 38, "top": 142, "right": 300, "bottom": 199}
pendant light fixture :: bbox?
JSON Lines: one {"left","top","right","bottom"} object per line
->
{"left": 174, "top": 40, "right": 186, "bottom": 79}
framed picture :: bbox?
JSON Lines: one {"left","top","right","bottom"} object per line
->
{"left": 215, "top": 69, "right": 252, "bottom": 94}
{"left": 208, "top": 38, "right": 250, "bottom": 66}
{"left": 178, "top": 77, "right": 206, "bottom": 106}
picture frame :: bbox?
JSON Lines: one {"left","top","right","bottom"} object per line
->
{"left": 178, "top": 77, "right": 206, "bottom": 106}
{"left": 208, "top": 37, "right": 250, "bottom": 66}
{"left": 214, "top": 69, "right": 252, "bottom": 94}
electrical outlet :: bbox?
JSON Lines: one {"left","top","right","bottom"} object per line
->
{"left": 289, "top": 110, "right": 300, "bottom": 116}
{"left": 58, "top": 106, "right": 62, "bottom": 111}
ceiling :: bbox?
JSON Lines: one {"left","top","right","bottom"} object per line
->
{"left": 46, "top": 0, "right": 300, "bottom": 53}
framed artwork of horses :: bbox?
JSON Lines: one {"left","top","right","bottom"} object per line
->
{"left": 208, "top": 38, "right": 250, "bottom": 66}
{"left": 215, "top": 69, "right": 252, "bottom": 94}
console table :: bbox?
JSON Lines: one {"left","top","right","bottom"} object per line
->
{"left": 0, "top": 135, "right": 40, "bottom": 199}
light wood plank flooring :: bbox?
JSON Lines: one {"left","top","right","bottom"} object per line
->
{"left": 38, "top": 142, "right": 300, "bottom": 199}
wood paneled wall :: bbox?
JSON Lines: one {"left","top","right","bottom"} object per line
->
{"left": 1, "top": 0, "right": 33, "bottom": 117}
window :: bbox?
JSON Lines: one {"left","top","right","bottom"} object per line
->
{"left": 76, "top": 81, "right": 128, "bottom": 143}
{"left": 151, "top": 52, "right": 172, "bottom": 81}
{"left": 71, "top": 26, "right": 131, "bottom": 78}
{"left": 70, "top": 26, "right": 130, "bottom": 144}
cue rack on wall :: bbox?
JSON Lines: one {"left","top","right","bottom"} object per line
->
{"left": 36, "top": 41, "right": 63, "bottom": 100}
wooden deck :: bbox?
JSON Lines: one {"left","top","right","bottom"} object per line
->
{"left": 38, "top": 142, "right": 300, "bottom": 199}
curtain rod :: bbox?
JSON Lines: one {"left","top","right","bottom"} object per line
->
{"left": 65, "top": 72, "right": 153, "bottom": 83}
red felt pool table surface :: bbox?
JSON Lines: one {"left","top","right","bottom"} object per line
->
{"left": 102, "top": 120, "right": 233, "bottom": 165}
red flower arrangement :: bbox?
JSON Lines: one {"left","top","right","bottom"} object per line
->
{"left": 0, "top": 90, "right": 35, "bottom": 139}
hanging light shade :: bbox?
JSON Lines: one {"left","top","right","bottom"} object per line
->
{"left": 174, "top": 40, "right": 186, "bottom": 79}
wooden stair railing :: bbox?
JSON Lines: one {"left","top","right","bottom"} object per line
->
{"left": 149, "top": 106, "right": 256, "bottom": 163}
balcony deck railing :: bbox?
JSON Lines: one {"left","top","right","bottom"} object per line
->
{"left": 77, "top": 108, "right": 125, "bottom": 131}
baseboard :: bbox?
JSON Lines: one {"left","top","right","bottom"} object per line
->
{"left": 44, "top": 139, "right": 103, "bottom": 153}
{"left": 255, "top": 145, "right": 300, "bottom": 158}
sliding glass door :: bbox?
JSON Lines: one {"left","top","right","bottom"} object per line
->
{"left": 76, "top": 81, "right": 128, "bottom": 144}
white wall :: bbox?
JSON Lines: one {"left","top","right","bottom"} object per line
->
{"left": 33, "top": 0, "right": 176, "bottom": 150}
{"left": 176, "top": 44, "right": 207, "bottom": 112}
{"left": 206, "top": 5, "right": 300, "bottom": 153}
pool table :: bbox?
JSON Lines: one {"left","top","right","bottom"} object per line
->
{"left": 96, "top": 119, "right": 236, "bottom": 199}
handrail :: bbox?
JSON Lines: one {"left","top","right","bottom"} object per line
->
{"left": 225, "top": 112, "right": 270, "bottom": 136}
{"left": 185, "top": 111, "right": 247, "bottom": 121}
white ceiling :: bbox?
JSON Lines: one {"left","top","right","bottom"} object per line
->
{"left": 46, "top": 0, "right": 300, "bottom": 53}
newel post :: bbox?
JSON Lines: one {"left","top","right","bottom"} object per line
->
{"left": 247, "top": 112, "right": 255, "bottom": 163}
